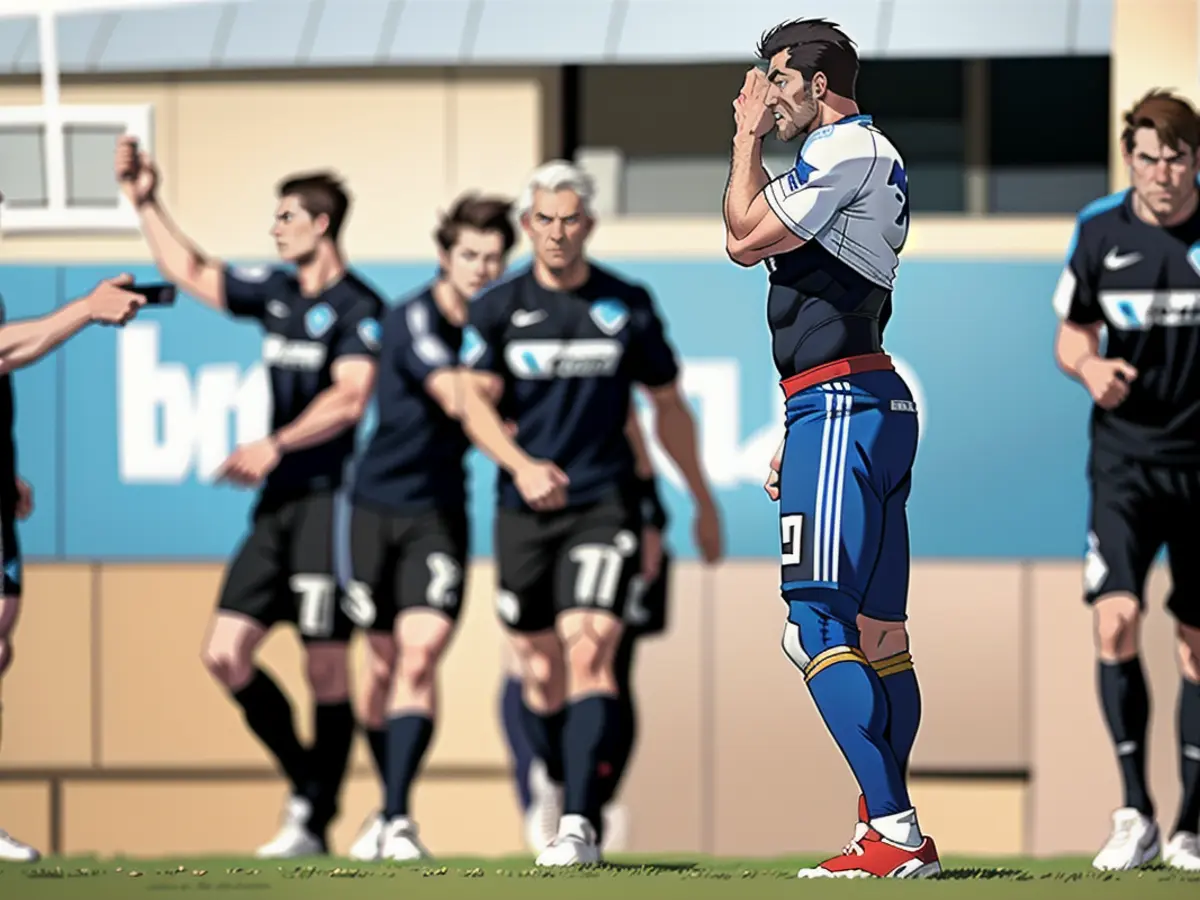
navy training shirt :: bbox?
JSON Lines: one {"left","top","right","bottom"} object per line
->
{"left": 1053, "top": 189, "right": 1200, "bottom": 464}
{"left": 462, "top": 264, "right": 679, "bottom": 510}
{"left": 223, "top": 265, "right": 384, "bottom": 495}
{"left": 353, "top": 286, "right": 469, "bottom": 514}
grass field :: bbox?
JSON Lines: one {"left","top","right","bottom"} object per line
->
{"left": 2, "top": 855, "right": 1198, "bottom": 899}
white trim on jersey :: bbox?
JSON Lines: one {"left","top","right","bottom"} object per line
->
{"left": 406, "top": 299, "right": 454, "bottom": 367}
{"left": 1051, "top": 268, "right": 1078, "bottom": 320}
{"left": 762, "top": 117, "right": 907, "bottom": 290}
{"left": 814, "top": 382, "right": 854, "bottom": 584}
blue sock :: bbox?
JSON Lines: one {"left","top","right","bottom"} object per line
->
{"left": 383, "top": 714, "right": 433, "bottom": 820}
{"left": 500, "top": 677, "right": 535, "bottom": 811}
{"left": 874, "top": 653, "right": 922, "bottom": 776}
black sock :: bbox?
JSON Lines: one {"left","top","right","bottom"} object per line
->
{"left": 304, "top": 701, "right": 356, "bottom": 837}
{"left": 1175, "top": 678, "right": 1200, "bottom": 836}
{"left": 384, "top": 714, "right": 435, "bottom": 819}
{"left": 519, "top": 702, "right": 566, "bottom": 784}
{"left": 562, "top": 695, "right": 624, "bottom": 830}
{"left": 366, "top": 726, "right": 388, "bottom": 803}
{"left": 232, "top": 669, "right": 309, "bottom": 794}
{"left": 602, "top": 636, "right": 639, "bottom": 809}
{"left": 1099, "top": 659, "right": 1154, "bottom": 817}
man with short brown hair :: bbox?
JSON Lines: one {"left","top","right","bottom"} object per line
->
{"left": 1053, "top": 89, "right": 1200, "bottom": 873}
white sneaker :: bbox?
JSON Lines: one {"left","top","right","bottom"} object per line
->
{"left": 1092, "top": 807, "right": 1160, "bottom": 871}
{"left": 0, "top": 829, "right": 40, "bottom": 862}
{"left": 348, "top": 812, "right": 385, "bottom": 861}
{"left": 524, "top": 759, "right": 563, "bottom": 854}
{"left": 601, "top": 803, "right": 630, "bottom": 853}
{"left": 255, "top": 796, "right": 325, "bottom": 859}
{"left": 536, "top": 814, "right": 601, "bottom": 867}
{"left": 1163, "top": 831, "right": 1200, "bottom": 871}
{"left": 380, "top": 816, "right": 431, "bottom": 861}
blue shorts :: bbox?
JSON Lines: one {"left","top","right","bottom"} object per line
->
{"left": 778, "top": 370, "right": 918, "bottom": 625}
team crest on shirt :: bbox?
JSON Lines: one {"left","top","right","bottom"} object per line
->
{"left": 357, "top": 317, "right": 381, "bottom": 351}
{"left": 1187, "top": 242, "right": 1200, "bottom": 278}
{"left": 589, "top": 299, "right": 629, "bottom": 335}
{"left": 460, "top": 325, "right": 485, "bottom": 367}
{"left": 305, "top": 303, "right": 336, "bottom": 338}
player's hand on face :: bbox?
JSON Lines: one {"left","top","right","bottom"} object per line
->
{"left": 215, "top": 438, "right": 282, "bottom": 488}
{"left": 114, "top": 135, "right": 158, "bottom": 205}
{"left": 86, "top": 273, "right": 146, "bottom": 325}
{"left": 515, "top": 460, "right": 569, "bottom": 511}
{"left": 694, "top": 500, "right": 723, "bottom": 564}
{"left": 641, "top": 527, "right": 663, "bottom": 582}
{"left": 733, "top": 68, "right": 775, "bottom": 138}
{"left": 1080, "top": 357, "right": 1138, "bottom": 409}
{"left": 14, "top": 477, "right": 33, "bottom": 520}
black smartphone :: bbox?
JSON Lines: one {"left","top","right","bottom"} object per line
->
{"left": 133, "top": 283, "right": 176, "bottom": 305}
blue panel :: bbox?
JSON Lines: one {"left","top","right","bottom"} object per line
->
{"left": 306, "top": 0, "right": 395, "bottom": 65}
{"left": 885, "top": 0, "right": 1072, "bottom": 57}
{"left": 383, "top": 0, "right": 472, "bottom": 63}
{"left": 218, "top": 0, "right": 315, "bottom": 69}
{"left": 93, "top": 4, "right": 228, "bottom": 72}
{"left": 0, "top": 267, "right": 61, "bottom": 558}
{"left": 615, "top": 0, "right": 884, "bottom": 62}
{"left": 1072, "top": 0, "right": 1112, "bottom": 54}
{"left": 53, "top": 12, "right": 110, "bottom": 71}
{"left": 471, "top": 0, "right": 613, "bottom": 62}
{"left": 0, "top": 18, "right": 34, "bottom": 74}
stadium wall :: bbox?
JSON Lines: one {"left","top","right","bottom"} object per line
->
{"left": 1, "top": 0, "right": 1195, "bottom": 856}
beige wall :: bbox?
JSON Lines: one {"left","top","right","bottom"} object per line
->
{"left": 1, "top": 558, "right": 1181, "bottom": 859}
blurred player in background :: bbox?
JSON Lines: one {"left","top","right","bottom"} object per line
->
{"left": 346, "top": 193, "right": 516, "bottom": 862}
{"left": 0, "top": 271, "right": 147, "bottom": 862}
{"left": 116, "top": 139, "right": 383, "bottom": 858}
{"left": 500, "top": 402, "right": 673, "bottom": 854}
{"left": 1052, "top": 90, "right": 1200, "bottom": 873}
{"left": 725, "top": 19, "right": 937, "bottom": 878}
{"left": 460, "top": 160, "right": 722, "bottom": 865}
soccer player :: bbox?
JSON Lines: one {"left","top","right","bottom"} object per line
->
{"left": 723, "top": 18, "right": 938, "bottom": 878}
{"left": 115, "top": 138, "right": 383, "bottom": 858}
{"left": 500, "top": 408, "right": 674, "bottom": 854}
{"left": 0, "top": 275, "right": 147, "bottom": 862}
{"left": 1052, "top": 90, "right": 1200, "bottom": 873}
{"left": 345, "top": 193, "right": 517, "bottom": 862}
{"left": 459, "top": 160, "right": 722, "bottom": 865}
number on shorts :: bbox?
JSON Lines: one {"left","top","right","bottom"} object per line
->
{"left": 343, "top": 580, "right": 378, "bottom": 629}
{"left": 625, "top": 575, "right": 650, "bottom": 626}
{"left": 425, "top": 552, "right": 463, "bottom": 609}
{"left": 569, "top": 544, "right": 625, "bottom": 609}
{"left": 290, "top": 574, "right": 336, "bottom": 638}
{"left": 780, "top": 515, "right": 804, "bottom": 566}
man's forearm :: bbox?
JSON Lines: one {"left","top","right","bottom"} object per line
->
{"left": 655, "top": 402, "right": 714, "bottom": 509}
{"left": 0, "top": 300, "right": 93, "bottom": 375}
{"left": 273, "top": 386, "right": 364, "bottom": 454}
{"left": 723, "top": 132, "right": 770, "bottom": 240}
{"left": 461, "top": 389, "right": 534, "bottom": 476}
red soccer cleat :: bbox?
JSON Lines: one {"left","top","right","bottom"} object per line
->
{"left": 799, "top": 827, "right": 942, "bottom": 879}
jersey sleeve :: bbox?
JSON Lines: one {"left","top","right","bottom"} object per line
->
{"left": 222, "top": 265, "right": 280, "bottom": 319}
{"left": 627, "top": 289, "right": 680, "bottom": 389}
{"left": 462, "top": 286, "right": 509, "bottom": 375}
{"left": 1051, "top": 218, "right": 1103, "bottom": 324}
{"left": 332, "top": 297, "right": 384, "bottom": 361}
{"left": 763, "top": 130, "right": 874, "bottom": 239}
{"left": 398, "top": 300, "right": 456, "bottom": 382}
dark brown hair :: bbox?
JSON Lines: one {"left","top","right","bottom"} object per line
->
{"left": 435, "top": 192, "right": 516, "bottom": 254}
{"left": 276, "top": 172, "right": 350, "bottom": 242}
{"left": 757, "top": 17, "right": 859, "bottom": 99}
{"left": 1121, "top": 90, "right": 1200, "bottom": 155}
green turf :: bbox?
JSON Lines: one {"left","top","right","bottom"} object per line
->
{"left": 1, "top": 855, "right": 1198, "bottom": 898}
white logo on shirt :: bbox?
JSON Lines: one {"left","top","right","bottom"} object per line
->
{"left": 1103, "top": 248, "right": 1142, "bottom": 271}
{"left": 266, "top": 300, "right": 288, "bottom": 318}
{"left": 511, "top": 309, "right": 548, "bottom": 328}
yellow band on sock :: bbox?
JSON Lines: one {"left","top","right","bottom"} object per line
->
{"left": 872, "top": 651, "right": 914, "bottom": 678}
{"left": 804, "top": 645, "right": 869, "bottom": 682}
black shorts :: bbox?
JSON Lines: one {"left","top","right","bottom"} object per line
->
{"left": 1, "top": 503, "right": 20, "bottom": 599}
{"left": 624, "top": 550, "right": 670, "bottom": 638}
{"left": 218, "top": 490, "right": 361, "bottom": 642}
{"left": 495, "top": 490, "right": 642, "bottom": 633}
{"left": 1086, "top": 445, "right": 1200, "bottom": 628}
{"left": 348, "top": 504, "right": 469, "bottom": 631}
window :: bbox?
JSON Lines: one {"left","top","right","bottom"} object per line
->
{"left": 0, "top": 105, "right": 153, "bottom": 233}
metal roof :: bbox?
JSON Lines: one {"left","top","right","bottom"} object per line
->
{"left": 0, "top": 0, "right": 1113, "bottom": 74}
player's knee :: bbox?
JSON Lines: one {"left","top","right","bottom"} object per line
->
{"left": 200, "top": 641, "right": 253, "bottom": 690}
{"left": 304, "top": 644, "right": 349, "bottom": 696}
{"left": 563, "top": 625, "right": 621, "bottom": 682}
{"left": 509, "top": 633, "right": 563, "bottom": 691}
{"left": 0, "top": 636, "right": 12, "bottom": 677}
{"left": 397, "top": 639, "right": 441, "bottom": 692}
{"left": 1094, "top": 594, "right": 1141, "bottom": 659}
{"left": 858, "top": 616, "right": 909, "bottom": 663}
{"left": 782, "top": 597, "right": 861, "bottom": 679}
{"left": 1177, "top": 623, "right": 1200, "bottom": 681}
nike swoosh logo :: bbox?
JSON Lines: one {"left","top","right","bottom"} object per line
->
{"left": 1104, "top": 248, "right": 1143, "bottom": 270}
{"left": 511, "top": 310, "right": 547, "bottom": 327}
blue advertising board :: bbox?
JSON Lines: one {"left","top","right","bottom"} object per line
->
{"left": 0, "top": 258, "right": 1089, "bottom": 560}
